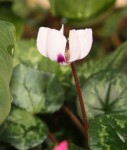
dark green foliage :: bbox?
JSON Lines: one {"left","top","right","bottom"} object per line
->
{"left": 77, "top": 70, "right": 127, "bottom": 120}
{"left": 89, "top": 114, "right": 127, "bottom": 150}
{"left": 0, "top": 106, "right": 48, "bottom": 150}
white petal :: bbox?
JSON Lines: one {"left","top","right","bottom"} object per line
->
{"left": 60, "top": 24, "right": 64, "bottom": 34}
{"left": 46, "top": 29, "right": 67, "bottom": 61}
{"left": 37, "top": 27, "right": 49, "bottom": 57}
{"left": 68, "top": 30, "right": 81, "bottom": 62}
{"left": 76, "top": 29, "right": 93, "bottom": 59}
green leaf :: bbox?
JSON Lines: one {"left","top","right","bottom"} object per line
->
{"left": 89, "top": 114, "right": 127, "bottom": 150}
{"left": 0, "top": 106, "right": 48, "bottom": 150}
{"left": 78, "top": 41, "right": 127, "bottom": 79}
{"left": 77, "top": 70, "right": 127, "bottom": 120}
{"left": 50, "top": 0, "right": 115, "bottom": 20}
{"left": 0, "top": 20, "right": 15, "bottom": 124}
{"left": 69, "top": 143, "right": 84, "bottom": 150}
{"left": 10, "top": 64, "right": 64, "bottom": 114}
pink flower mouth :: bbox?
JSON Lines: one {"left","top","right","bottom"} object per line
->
{"left": 57, "top": 54, "right": 65, "bottom": 63}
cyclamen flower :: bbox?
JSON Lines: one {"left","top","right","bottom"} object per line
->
{"left": 53, "top": 140, "right": 68, "bottom": 150}
{"left": 37, "top": 25, "right": 93, "bottom": 65}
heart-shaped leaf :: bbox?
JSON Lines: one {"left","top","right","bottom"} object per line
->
{"left": 77, "top": 70, "right": 127, "bottom": 120}
{"left": 10, "top": 64, "right": 64, "bottom": 114}
{"left": 0, "top": 20, "right": 15, "bottom": 124}
{"left": 0, "top": 106, "right": 48, "bottom": 150}
{"left": 89, "top": 114, "right": 127, "bottom": 150}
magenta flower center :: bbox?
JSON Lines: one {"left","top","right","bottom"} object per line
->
{"left": 57, "top": 53, "right": 65, "bottom": 63}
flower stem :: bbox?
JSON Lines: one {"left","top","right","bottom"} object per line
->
{"left": 48, "top": 132, "right": 58, "bottom": 144}
{"left": 71, "top": 62, "right": 90, "bottom": 150}
{"left": 62, "top": 106, "right": 86, "bottom": 136}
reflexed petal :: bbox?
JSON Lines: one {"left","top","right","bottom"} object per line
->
{"left": 37, "top": 27, "right": 49, "bottom": 57}
{"left": 53, "top": 140, "right": 68, "bottom": 150}
{"left": 46, "top": 29, "right": 67, "bottom": 61}
{"left": 68, "top": 30, "right": 81, "bottom": 62}
{"left": 76, "top": 29, "right": 93, "bottom": 59}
